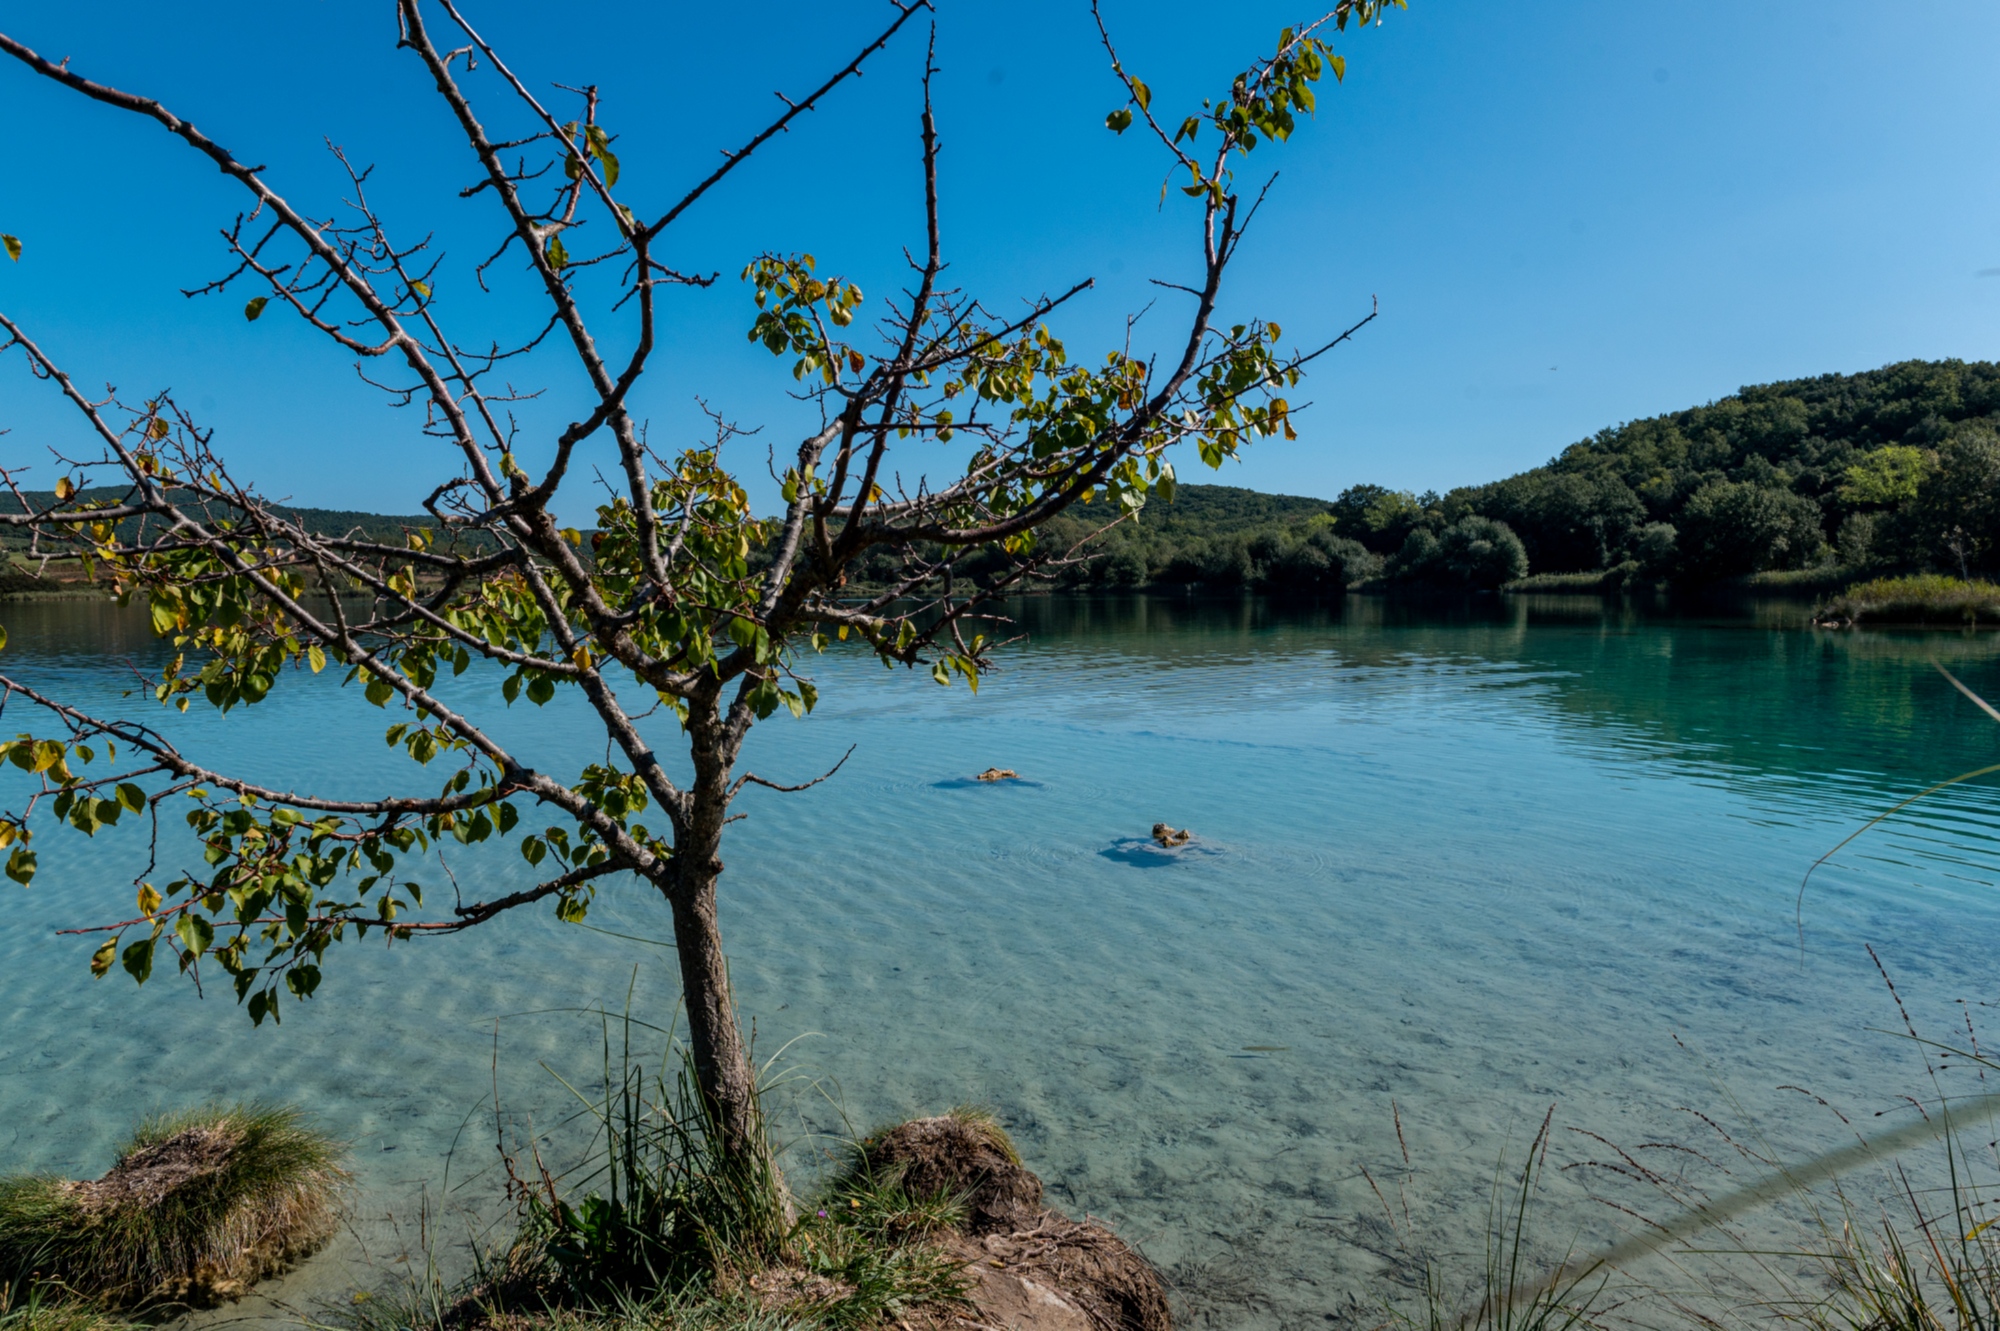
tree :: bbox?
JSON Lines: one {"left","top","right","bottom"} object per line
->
{"left": 1384, "top": 515, "right": 1526, "bottom": 590}
{"left": 1464, "top": 470, "right": 1644, "bottom": 573}
{"left": 0, "top": 0, "right": 1392, "bottom": 1176}
{"left": 1327, "top": 482, "right": 1426, "bottom": 553}
{"left": 1676, "top": 480, "right": 1828, "bottom": 579}
{"left": 1908, "top": 425, "right": 2000, "bottom": 576}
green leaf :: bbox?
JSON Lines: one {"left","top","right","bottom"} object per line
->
{"left": 526, "top": 674, "right": 555, "bottom": 706}
{"left": 115, "top": 782, "right": 146, "bottom": 814}
{"left": 1131, "top": 78, "right": 1152, "bottom": 111}
{"left": 176, "top": 913, "right": 214, "bottom": 956}
{"left": 244, "top": 296, "right": 268, "bottom": 321}
{"left": 1, "top": 234, "right": 19, "bottom": 262}
{"left": 308, "top": 645, "right": 326, "bottom": 674}
{"left": 1105, "top": 108, "right": 1133, "bottom": 134}
{"left": 546, "top": 234, "right": 569, "bottom": 269}
{"left": 497, "top": 802, "right": 519, "bottom": 834}
{"left": 364, "top": 675, "right": 394, "bottom": 707}
{"left": 5, "top": 847, "right": 34, "bottom": 885}
{"left": 89, "top": 937, "right": 117, "bottom": 978}
{"left": 122, "top": 937, "right": 154, "bottom": 984}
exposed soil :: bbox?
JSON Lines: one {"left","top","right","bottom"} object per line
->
{"left": 876, "top": 1115, "right": 1174, "bottom": 1331}
{"left": 61, "top": 1124, "right": 244, "bottom": 1214}
{"left": 865, "top": 1114, "right": 1043, "bottom": 1235}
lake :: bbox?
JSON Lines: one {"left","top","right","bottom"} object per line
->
{"left": 3, "top": 592, "right": 1999, "bottom": 1329}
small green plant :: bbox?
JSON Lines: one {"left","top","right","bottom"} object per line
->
{"left": 0, "top": 1103, "right": 345, "bottom": 1309}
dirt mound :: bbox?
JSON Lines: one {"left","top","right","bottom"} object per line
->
{"left": 873, "top": 1111, "right": 1173, "bottom": 1331}
{"left": 864, "top": 1112, "right": 1043, "bottom": 1234}
{"left": 951, "top": 1214, "right": 1173, "bottom": 1331}
{"left": 63, "top": 1124, "right": 244, "bottom": 1213}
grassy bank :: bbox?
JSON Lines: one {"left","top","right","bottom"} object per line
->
{"left": 1818, "top": 573, "right": 2000, "bottom": 625}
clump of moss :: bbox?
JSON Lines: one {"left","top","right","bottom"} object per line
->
{"left": 1818, "top": 574, "right": 2000, "bottom": 626}
{"left": 0, "top": 1104, "right": 348, "bottom": 1309}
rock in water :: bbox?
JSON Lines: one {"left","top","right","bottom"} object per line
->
{"left": 1151, "top": 823, "right": 1192, "bottom": 847}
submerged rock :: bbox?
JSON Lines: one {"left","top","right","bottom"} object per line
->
{"left": 974, "top": 768, "right": 1020, "bottom": 782}
{"left": 1151, "top": 823, "right": 1193, "bottom": 847}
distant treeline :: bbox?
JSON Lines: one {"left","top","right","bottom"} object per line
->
{"left": 945, "top": 357, "right": 2000, "bottom": 594}
{"left": 16, "top": 358, "right": 1999, "bottom": 598}
{"left": 0, "top": 488, "right": 448, "bottom": 554}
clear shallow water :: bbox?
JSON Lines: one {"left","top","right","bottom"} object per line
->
{"left": 4, "top": 594, "right": 2000, "bottom": 1328}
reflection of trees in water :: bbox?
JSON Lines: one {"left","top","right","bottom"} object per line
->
{"left": 996, "top": 590, "right": 2000, "bottom": 804}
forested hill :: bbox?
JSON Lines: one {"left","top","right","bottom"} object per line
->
{"left": 1407, "top": 358, "right": 2000, "bottom": 585}
{"left": 1047, "top": 358, "right": 2000, "bottom": 593}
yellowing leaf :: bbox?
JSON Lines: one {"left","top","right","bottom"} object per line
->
{"left": 1, "top": 234, "right": 18, "bottom": 262}
{"left": 137, "top": 883, "right": 161, "bottom": 917}
{"left": 54, "top": 477, "right": 75, "bottom": 502}
{"left": 244, "top": 296, "right": 269, "bottom": 321}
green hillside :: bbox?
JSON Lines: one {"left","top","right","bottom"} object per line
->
{"left": 1400, "top": 358, "right": 2000, "bottom": 586}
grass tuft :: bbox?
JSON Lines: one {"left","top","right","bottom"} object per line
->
{"left": 0, "top": 1103, "right": 347, "bottom": 1309}
{"left": 387, "top": 1007, "right": 972, "bottom": 1331}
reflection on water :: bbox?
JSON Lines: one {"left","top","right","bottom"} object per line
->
{"left": 3, "top": 593, "right": 2000, "bottom": 1328}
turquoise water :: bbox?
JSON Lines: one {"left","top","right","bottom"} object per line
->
{"left": 4, "top": 593, "right": 2000, "bottom": 1328}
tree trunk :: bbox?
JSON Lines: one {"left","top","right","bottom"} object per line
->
{"left": 671, "top": 691, "right": 771, "bottom": 1185}
{"left": 665, "top": 857, "right": 760, "bottom": 1158}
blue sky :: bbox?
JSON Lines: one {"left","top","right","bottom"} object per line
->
{"left": 1, "top": 1, "right": 1996, "bottom": 518}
